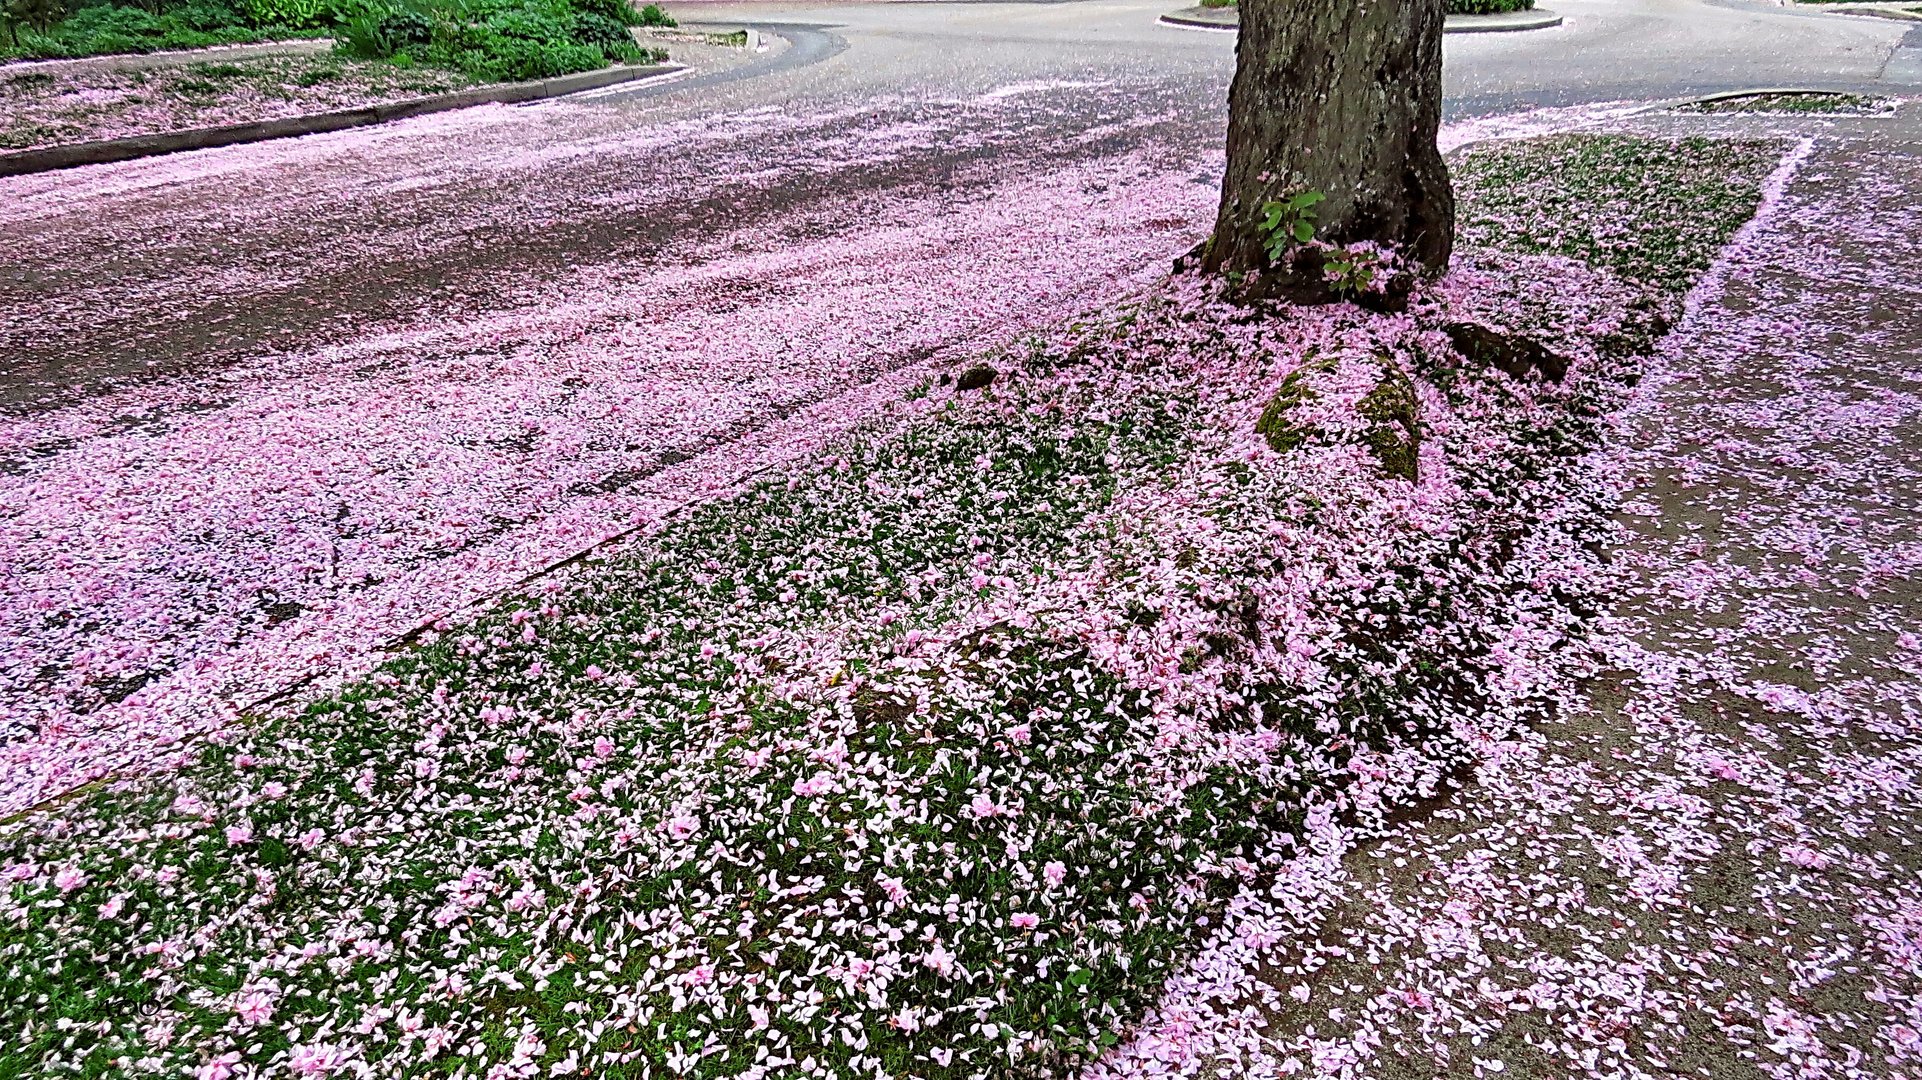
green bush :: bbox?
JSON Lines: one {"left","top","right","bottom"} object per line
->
{"left": 2, "top": 0, "right": 657, "bottom": 62}
{"left": 335, "top": 0, "right": 654, "bottom": 82}
{"left": 568, "top": 8, "right": 630, "bottom": 48}
{"left": 61, "top": 2, "right": 160, "bottom": 35}
{"left": 374, "top": 3, "right": 428, "bottom": 41}
{"left": 237, "top": 0, "right": 337, "bottom": 28}
{"left": 173, "top": 0, "right": 247, "bottom": 29}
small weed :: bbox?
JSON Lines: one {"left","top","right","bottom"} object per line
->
{"left": 1257, "top": 189, "right": 1323, "bottom": 266}
{"left": 186, "top": 61, "right": 249, "bottom": 78}
{"left": 167, "top": 76, "right": 225, "bottom": 96}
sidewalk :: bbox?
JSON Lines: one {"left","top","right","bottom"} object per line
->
{"left": 1096, "top": 110, "right": 1922, "bottom": 1077}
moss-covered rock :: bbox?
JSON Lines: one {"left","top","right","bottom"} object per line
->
{"left": 1254, "top": 352, "right": 1334, "bottom": 453}
{"left": 1444, "top": 321, "right": 1572, "bottom": 382}
{"left": 1255, "top": 351, "right": 1421, "bottom": 482}
{"left": 1356, "top": 363, "right": 1421, "bottom": 482}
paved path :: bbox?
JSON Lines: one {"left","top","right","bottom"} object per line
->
{"left": 1096, "top": 107, "right": 1922, "bottom": 1079}
{"left": 0, "top": 0, "right": 1909, "bottom": 414}
{"left": 0, "top": 0, "right": 1913, "bottom": 811}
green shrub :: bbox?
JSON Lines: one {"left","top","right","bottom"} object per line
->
{"left": 375, "top": 3, "right": 428, "bottom": 42}
{"left": 335, "top": 5, "right": 390, "bottom": 53}
{"left": 573, "top": 0, "right": 641, "bottom": 24}
{"left": 236, "top": 0, "right": 335, "bottom": 28}
{"left": 0, "top": 0, "right": 346, "bottom": 59}
{"left": 173, "top": 0, "right": 246, "bottom": 29}
{"left": 335, "top": 0, "right": 646, "bottom": 80}
{"left": 568, "top": 8, "right": 628, "bottom": 48}
{"left": 635, "top": 2, "right": 670, "bottom": 25}
{"left": 451, "top": 30, "right": 599, "bottom": 78}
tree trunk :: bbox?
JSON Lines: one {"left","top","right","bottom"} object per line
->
{"left": 1203, "top": 0, "right": 1454, "bottom": 305}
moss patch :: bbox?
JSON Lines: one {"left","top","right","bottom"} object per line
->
{"left": 1255, "top": 354, "right": 1421, "bottom": 482}
{"left": 1357, "top": 365, "right": 1421, "bottom": 483}
{"left": 1254, "top": 353, "right": 1333, "bottom": 454}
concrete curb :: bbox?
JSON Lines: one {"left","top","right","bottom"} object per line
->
{"left": 1810, "top": 1, "right": 1922, "bottom": 22}
{"left": 1828, "top": 4, "right": 1922, "bottom": 19}
{"left": 0, "top": 60, "right": 683, "bottom": 179}
{"left": 1158, "top": 5, "right": 1563, "bottom": 32}
{"left": 1447, "top": 7, "right": 1564, "bottom": 32}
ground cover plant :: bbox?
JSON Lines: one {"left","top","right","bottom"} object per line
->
{"left": 335, "top": 0, "right": 668, "bottom": 83}
{"left": 1454, "top": 133, "right": 1778, "bottom": 292}
{"left": 0, "top": 52, "right": 476, "bottom": 149}
{"left": 0, "top": 133, "right": 1783, "bottom": 1080}
{"left": 1673, "top": 90, "right": 1891, "bottom": 115}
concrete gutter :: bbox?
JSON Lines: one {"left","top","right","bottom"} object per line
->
{"left": 1159, "top": 5, "right": 1564, "bottom": 32}
{"left": 0, "top": 60, "right": 683, "bottom": 179}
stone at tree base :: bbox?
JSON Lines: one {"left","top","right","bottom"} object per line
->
{"left": 1444, "top": 321, "right": 1573, "bottom": 382}
{"left": 956, "top": 365, "right": 998, "bottom": 391}
{"left": 1255, "top": 353, "right": 1423, "bottom": 482}
{"left": 1254, "top": 353, "right": 1335, "bottom": 452}
{"left": 1355, "top": 365, "right": 1422, "bottom": 482}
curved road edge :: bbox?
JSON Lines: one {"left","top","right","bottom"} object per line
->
{"left": 0, "top": 24, "right": 848, "bottom": 178}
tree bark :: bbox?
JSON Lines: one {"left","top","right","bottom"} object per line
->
{"left": 1203, "top": 0, "right": 1454, "bottom": 304}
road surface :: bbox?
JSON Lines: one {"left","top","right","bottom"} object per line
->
{"left": 0, "top": 0, "right": 1910, "bottom": 812}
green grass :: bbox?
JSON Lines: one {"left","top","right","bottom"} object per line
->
{"left": 1453, "top": 134, "right": 1783, "bottom": 293}
{"left": 1674, "top": 91, "right": 1888, "bottom": 116}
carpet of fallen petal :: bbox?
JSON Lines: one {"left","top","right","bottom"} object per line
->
{"left": 0, "top": 83, "right": 1221, "bottom": 817}
{"left": 1091, "top": 112, "right": 1922, "bottom": 1080}
{"left": 1, "top": 82, "right": 1918, "bottom": 1080}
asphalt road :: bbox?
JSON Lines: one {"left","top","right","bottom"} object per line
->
{"left": 0, "top": 0, "right": 1909, "bottom": 414}
{"left": 0, "top": 0, "right": 1913, "bottom": 807}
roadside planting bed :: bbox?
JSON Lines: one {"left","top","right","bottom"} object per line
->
{"left": 0, "top": 134, "right": 1784, "bottom": 1080}
{"left": 0, "top": 0, "right": 671, "bottom": 153}
{"left": 0, "top": 54, "right": 476, "bottom": 150}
